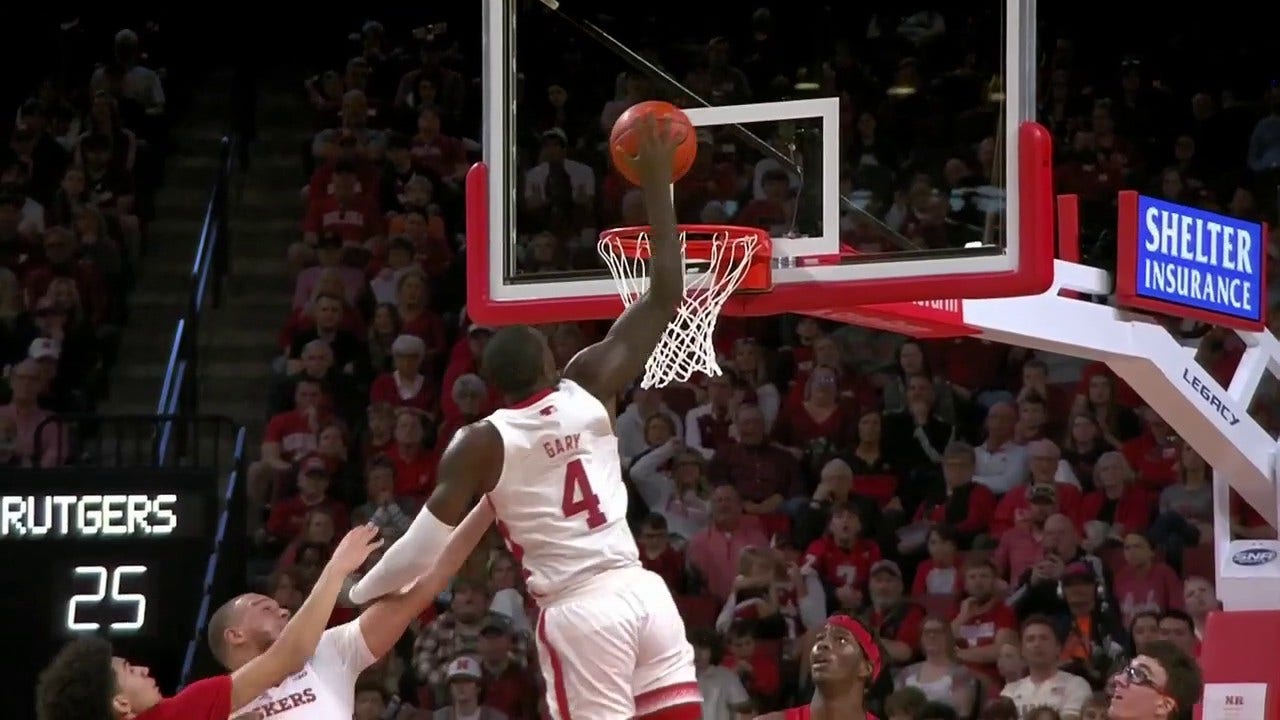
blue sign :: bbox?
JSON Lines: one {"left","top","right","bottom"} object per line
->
{"left": 1131, "top": 195, "right": 1265, "bottom": 325}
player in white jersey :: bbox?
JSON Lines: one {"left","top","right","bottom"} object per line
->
{"left": 207, "top": 563, "right": 443, "bottom": 719}
{"left": 350, "top": 115, "right": 702, "bottom": 720}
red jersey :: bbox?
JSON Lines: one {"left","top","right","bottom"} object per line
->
{"left": 783, "top": 706, "right": 877, "bottom": 720}
{"left": 954, "top": 598, "right": 1018, "bottom": 681}
{"left": 136, "top": 675, "right": 231, "bottom": 720}
{"left": 804, "top": 536, "right": 881, "bottom": 591}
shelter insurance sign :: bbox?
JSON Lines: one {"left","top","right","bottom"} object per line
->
{"left": 1117, "top": 191, "right": 1267, "bottom": 330}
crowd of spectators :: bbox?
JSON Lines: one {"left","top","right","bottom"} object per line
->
{"left": 0, "top": 20, "right": 172, "bottom": 469}
{"left": 244, "top": 7, "right": 1280, "bottom": 720}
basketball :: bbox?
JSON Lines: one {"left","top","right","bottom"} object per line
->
{"left": 609, "top": 100, "right": 697, "bottom": 185}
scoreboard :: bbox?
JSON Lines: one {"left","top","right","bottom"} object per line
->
{"left": 1, "top": 469, "right": 219, "bottom": 715}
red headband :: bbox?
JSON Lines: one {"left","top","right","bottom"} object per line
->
{"left": 827, "top": 614, "right": 882, "bottom": 681}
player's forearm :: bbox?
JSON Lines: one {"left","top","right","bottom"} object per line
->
{"left": 638, "top": 171, "right": 682, "bottom": 305}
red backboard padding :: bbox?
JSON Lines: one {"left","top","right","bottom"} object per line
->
{"left": 1195, "top": 609, "right": 1280, "bottom": 719}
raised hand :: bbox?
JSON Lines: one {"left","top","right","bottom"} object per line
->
{"left": 329, "top": 523, "right": 385, "bottom": 575}
{"left": 617, "top": 114, "right": 684, "bottom": 188}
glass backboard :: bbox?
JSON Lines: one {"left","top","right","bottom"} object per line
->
{"left": 467, "top": 0, "right": 1052, "bottom": 325}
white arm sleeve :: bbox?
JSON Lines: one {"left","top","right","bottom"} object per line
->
{"left": 349, "top": 508, "right": 455, "bottom": 604}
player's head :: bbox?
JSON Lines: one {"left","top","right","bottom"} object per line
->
{"left": 1107, "top": 639, "right": 1202, "bottom": 720}
{"left": 207, "top": 593, "right": 292, "bottom": 668}
{"left": 36, "top": 636, "right": 163, "bottom": 720}
{"left": 482, "top": 325, "right": 557, "bottom": 399}
{"left": 810, "top": 614, "right": 881, "bottom": 691}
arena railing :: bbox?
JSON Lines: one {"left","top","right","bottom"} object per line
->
{"left": 156, "top": 135, "right": 236, "bottom": 461}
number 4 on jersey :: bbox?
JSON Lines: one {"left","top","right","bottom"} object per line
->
{"left": 561, "top": 458, "right": 607, "bottom": 529}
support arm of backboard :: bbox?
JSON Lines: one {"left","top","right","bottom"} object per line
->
{"left": 962, "top": 260, "right": 1279, "bottom": 527}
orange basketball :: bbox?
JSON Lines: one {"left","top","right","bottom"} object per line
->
{"left": 609, "top": 100, "right": 697, "bottom": 185}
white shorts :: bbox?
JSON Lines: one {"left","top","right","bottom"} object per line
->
{"left": 534, "top": 566, "right": 700, "bottom": 720}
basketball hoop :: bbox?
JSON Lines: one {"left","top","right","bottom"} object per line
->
{"left": 598, "top": 224, "right": 771, "bottom": 389}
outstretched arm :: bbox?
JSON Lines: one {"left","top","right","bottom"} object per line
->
{"left": 564, "top": 115, "right": 685, "bottom": 404}
{"left": 230, "top": 525, "right": 382, "bottom": 709}
{"left": 358, "top": 498, "right": 497, "bottom": 658}
{"left": 349, "top": 422, "right": 503, "bottom": 604}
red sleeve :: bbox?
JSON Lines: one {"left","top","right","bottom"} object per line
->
{"left": 958, "top": 484, "right": 997, "bottom": 536}
{"left": 278, "top": 309, "right": 305, "bottom": 351}
{"left": 994, "top": 602, "right": 1018, "bottom": 631}
{"left": 989, "top": 490, "right": 1020, "bottom": 537}
{"left": 1077, "top": 492, "right": 1102, "bottom": 533}
{"left": 1058, "top": 484, "right": 1083, "bottom": 526}
{"left": 369, "top": 374, "right": 396, "bottom": 405}
{"left": 364, "top": 197, "right": 386, "bottom": 237}
{"left": 897, "top": 605, "right": 925, "bottom": 650}
{"left": 263, "top": 413, "right": 289, "bottom": 444}
{"left": 750, "top": 653, "right": 782, "bottom": 698}
{"left": 302, "top": 199, "right": 323, "bottom": 234}
{"left": 911, "top": 559, "right": 932, "bottom": 596}
{"left": 138, "top": 675, "right": 232, "bottom": 720}
{"left": 1163, "top": 565, "right": 1186, "bottom": 611}
{"left": 265, "top": 497, "right": 299, "bottom": 540}
{"left": 803, "top": 538, "right": 827, "bottom": 569}
{"left": 1119, "top": 488, "right": 1155, "bottom": 534}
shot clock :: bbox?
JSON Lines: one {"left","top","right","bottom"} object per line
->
{"left": 1, "top": 468, "right": 220, "bottom": 710}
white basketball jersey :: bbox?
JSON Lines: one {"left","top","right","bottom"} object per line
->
{"left": 230, "top": 623, "right": 375, "bottom": 719}
{"left": 485, "top": 378, "right": 640, "bottom": 603}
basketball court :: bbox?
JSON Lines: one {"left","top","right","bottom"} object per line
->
{"left": 468, "top": 1, "right": 1280, "bottom": 714}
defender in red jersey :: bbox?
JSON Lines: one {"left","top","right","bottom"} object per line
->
{"left": 350, "top": 115, "right": 700, "bottom": 720}
{"left": 34, "top": 525, "right": 382, "bottom": 720}
{"left": 756, "top": 615, "right": 881, "bottom": 720}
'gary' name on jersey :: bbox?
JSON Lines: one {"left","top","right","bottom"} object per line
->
{"left": 542, "top": 433, "right": 582, "bottom": 458}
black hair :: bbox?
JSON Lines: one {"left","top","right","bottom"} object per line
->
{"left": 687, "top": 627, "right": 723, "bottom": 664}
{"left": 1142, "top": 639, "right": 1203, "bottom": 719}
{"left": 919, "top": 700, "right": 960, "bottom": 720}
{"left": 482, "top": 325, "right": 548, "bottom": 397}
{"left": 640, "top": 513, "right": 668, "bottom": 532}
{"left": 1158, "top": 609, "right": 1195, "bottom": 633}
{"left": 36, "top": 636, "right": 118, "bottom": 720}
{"left": 1019, "top": 613, "right": 1062, "bottom": 644}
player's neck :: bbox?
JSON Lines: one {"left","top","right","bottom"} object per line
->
{"left": 811, "top": 684, "right": 864, "bottom": 719}
{"left": 507, "top": 380, "right": 558, "bottom": 407}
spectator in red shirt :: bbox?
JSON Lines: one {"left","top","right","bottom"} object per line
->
{"left": 637, "top": 513, "right": 685, "bottom": 594}
{"left": 1073, "top": 371, "right": 1142, "bottom": 447}
{"left": 911, "top": 524, "right": 965, "bottom": 597}
{"left": 369, "top": 334, "right": 436, "bottom": 416}
{"left": 1113, "top": 533, "right": 1184, "bottom": 627}
{"left": 722, "top": 620, "right": 782, "bottom": 702}
{"left": 803, "top": 502, "right": 881, "bottom": 602}
{"left": 1121, "top": 407, "right": 1181, "bottom": 493}
{"left": 393, "top": 269, "right": 446, "bottom": 366}
{"left": 913, "top": 441, "right": 997, "bottom": 549}
{"left": 441, "top": 324, "right": 501, "bottom": 422}
{"left": 264, "top": 455, "right": 350, "bottom": 544}
{"left": 295, "top": 160, "right": 386, "bottom": 269}
{"left": 687, "top": 485, "right": 770, "bottom": 602}
{"left": 709, "top": 403, "right": 802, "bottom": 539}
{"left": 247, "top": 379, "right": 332, "bottom": 527}
{"left": 773, "top": 364, "right": 851, "bottom": 478}
{"left": 1078, "top": 450, "right": 1153, "bottom": 552}
{"left": 477, "top": 616, "right": 540, "bottom": 720}
{"left": 951, "top": 555, "right": 1019, "bottom": 683}
{"left": 410, "top": 106, "right": 467, "bottom": 181}
{"left": 865, "top": 560, "right": 926, "bottom": 670}
{"left": 308, "top": 135, "right": 382, "bottom": 206}
{"left": 23, "top": 227, "right": 110, "bottom": 327}
{"left": 991, "top": 439, "right": 1083, "bottom": 536}
{"left": 387, "top": 407, "right": 435, "bottom": 497}
{"left": 684, "top": 372, "right": 737, "bottom": 459}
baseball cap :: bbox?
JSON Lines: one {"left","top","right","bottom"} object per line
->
{"left": 1028, "top": 484, "right": 1058, "bottom": 504}
{"left": 480, "top": 615, "right": 514, "bottom": 636}
{"left": 468, "top": 324, "right": 494, "bottom": 336}
{"left": 870, "top": 559, "right": 902, "bottom": 579}
{"left": 28, "top": 338, "right": 60, "bottom": 361}
{"left": 446, "top": 655, "right": 483, "bottom": 682}
{"left": 541, "top": 127, "right": 568, "bottom": 145}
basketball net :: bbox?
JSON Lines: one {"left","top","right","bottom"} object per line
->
{"left": 599, "top": 227, "right": 760, "bottom": 388}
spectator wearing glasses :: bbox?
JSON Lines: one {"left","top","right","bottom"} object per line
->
{"left": 1105, "top": 640, "right": 1202, "bottom": 720}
